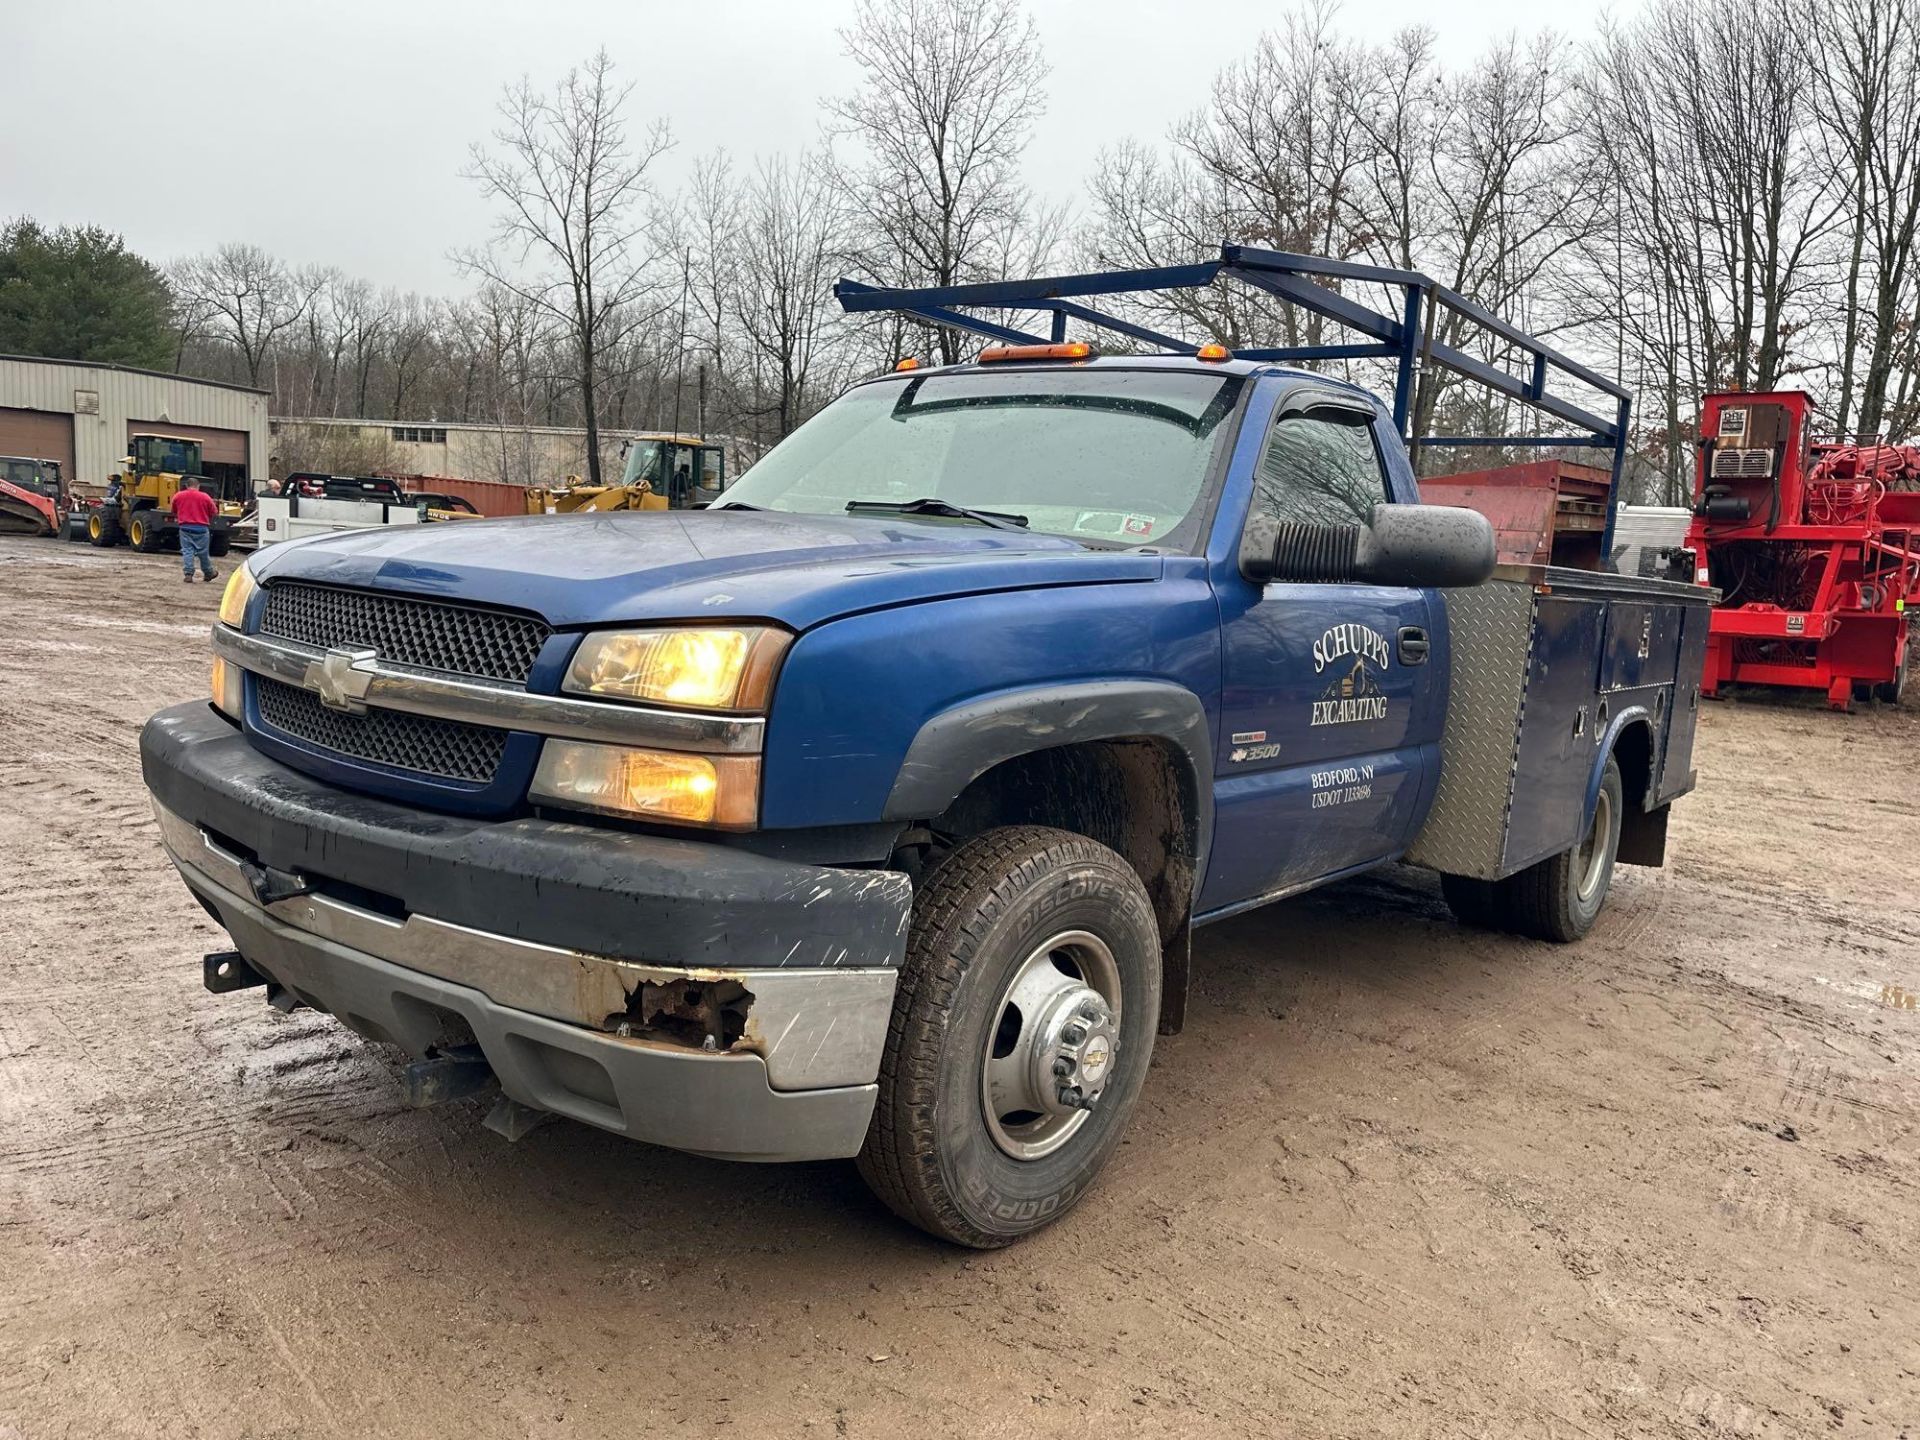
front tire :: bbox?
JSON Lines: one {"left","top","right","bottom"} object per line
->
{"left": 858, "top": 826, "right": 1163, "bottom": 1247}
{"left": 87, "top": 509, "right": 122, "bottom": 547}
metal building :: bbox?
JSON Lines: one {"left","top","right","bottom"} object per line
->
{"left": 0, "top": 355, "right": 269, "bottom": 490}
{"left": 274, "top": 416, "right": 764, "bottom": 489}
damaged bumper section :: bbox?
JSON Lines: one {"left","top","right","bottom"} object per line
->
{"left": 141, "top": 702, "right": 914, "bottom": 1162}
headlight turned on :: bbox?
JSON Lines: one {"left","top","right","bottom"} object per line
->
{"left": 531, "top": 740, "right": 761, "bottom": 828}
{"left": 563, "top": 626, "right": 789, "bottom": 711}
{"left": 212, "top": 564, "right": 257, "bottom": 719}
{"left": 217, "top": 563, "right": 258, "bottom": 629}
{"left": 210, "top": 655, "right": 244, "bottom": 720}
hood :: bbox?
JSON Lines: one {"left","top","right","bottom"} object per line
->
{"left": 250, "top": 509, "right": 1163, "bottom": 629}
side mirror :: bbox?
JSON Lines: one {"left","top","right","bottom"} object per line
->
{"left": 1242, "top": 503, "right": 1496, "bottom": 589}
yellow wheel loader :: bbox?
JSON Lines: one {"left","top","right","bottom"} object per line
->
{"left": 525, "top": 434, "right": 727, "bottom": 515}
{"left": 88, "top": 434, "right": 242, "bottom": 556}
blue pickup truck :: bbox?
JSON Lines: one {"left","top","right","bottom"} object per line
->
{"left": 142, "top": 252, "right": 1712, "bottom": 1245}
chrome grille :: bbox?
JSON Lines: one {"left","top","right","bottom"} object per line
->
{"left": 260, "top": 582, "right": 549, "bottom": 684}
{"left": 255, "top": 676, "right": 507, "bottom": 783}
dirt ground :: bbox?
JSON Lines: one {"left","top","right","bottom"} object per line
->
{"left": 0, "top": 533, "right": 1915, "bottom": 1440}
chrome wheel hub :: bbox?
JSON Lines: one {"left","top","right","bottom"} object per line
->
{"left": 980, "top": 930, "right": 1123, "bottom": 1161}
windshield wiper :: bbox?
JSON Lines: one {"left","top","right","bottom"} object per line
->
{"left": 846, "top": 497, "right": 1029, "bottom": 530}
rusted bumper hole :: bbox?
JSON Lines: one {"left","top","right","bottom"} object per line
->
{"left": 606, "top": 978, "right": 754, "bottom": 1052}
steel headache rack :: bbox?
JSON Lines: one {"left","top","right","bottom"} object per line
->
{"left": 835, "top": 243, "right": 1634, "bottom": 552}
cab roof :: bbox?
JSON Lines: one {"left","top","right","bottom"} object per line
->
{"left": 852, "top": 351, "right": 1381, "bottom": 406}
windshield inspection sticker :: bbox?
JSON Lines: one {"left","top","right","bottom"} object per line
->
{"left": 1123, "top": 515, "right": 1156, "bottom": 538}
{"left": 1310, "top": 622, "right": 1391, "bottom": 727}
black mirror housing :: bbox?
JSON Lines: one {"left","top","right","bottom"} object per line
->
{"left": 1242, "top": 503, "right": 1496, "bottom": 589}
{"left": 1354, "top": 503, "right": 1496, "bottom": 587}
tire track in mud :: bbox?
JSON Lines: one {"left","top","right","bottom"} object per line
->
{"left": 5, "top": 536, "right": 1920, "bottom": 1439}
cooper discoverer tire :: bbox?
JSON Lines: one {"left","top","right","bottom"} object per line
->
{"left": 1496, "top": 755, "right": 1624, "bottom": 942}
{"left": 857, "top": 825, "right": 1162, "bottom": 1247}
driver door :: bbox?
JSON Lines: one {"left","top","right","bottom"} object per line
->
{"left": 1200, "top": 396, "right": 1443, "bottom": 913}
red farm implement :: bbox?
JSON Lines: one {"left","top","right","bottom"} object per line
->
{"left": 1686, "top": 391, "right": 1920, "bottom": 710}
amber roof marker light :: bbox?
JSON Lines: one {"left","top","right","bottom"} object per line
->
{"left": 1196, "top": 342, "right": 1232, "bottom": 361}
{"left": 894, "top": 357, "right": 921, "bottom": 371}
{"left": 977, "top": 341, "right": 1096, "bottom": 364}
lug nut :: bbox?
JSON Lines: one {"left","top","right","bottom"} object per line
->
{"left": 1062, "top": 1024, "right": 1087, "bottom": 1046}
{"left": 1052, "top": 1055, "right": 1075, "bottom": 1077}
{"left": 1057, "top": 1085, "right": 1085, "bottom": 1110}
{"left": 1079, "top": 1003, "right": 1102, "bottom": 1022}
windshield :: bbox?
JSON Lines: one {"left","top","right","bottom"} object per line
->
{"left": 1, "top": 459, "right": 55, "bottom": 493}
{"left": 135, "top": 437, "right": 202, "bottom": 474}
{"left": 717, "top": 368, "right": 1246, "bottom": 548}
{"left": 621, "top": 441, "right": 665, "bottom": 487}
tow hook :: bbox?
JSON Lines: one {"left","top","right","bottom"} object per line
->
{"left": 237, "top": 859, "right": 311, "bottom": 907}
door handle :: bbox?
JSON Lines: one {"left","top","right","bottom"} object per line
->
{"left": 1397, "top": 626, "right": 1430, "bottom": 665}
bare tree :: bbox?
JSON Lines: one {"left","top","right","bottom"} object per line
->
{"left": 1088, "top": 19, "right": 1597, "bottom": 462}
{"left": 733, "top": 153, "right": 852, "bottom": 437}
{"left": 683, "top": 153, "right": 744, "bottom": 414}
{"left": 1174, "top": 5, "right": 1369, "bottom": 282}
{"left": 1612, "top": 0, "right": 1838, "bottom": 395}
{"left": 334, "top": 279, "right": 395, "bottom": 418}
{"left": 460, "top": 50, "right": 674, "bottom": 485}
{"left": 827, "top": 0, "right": 1051, "bottom": 363}
{"left": 1814, "top": 0, "right": 1920, "bottom": 436}
{"left": 1576, "top": 0, "right": 1850, "bottom": 497}
{"left": 170, "top": 244, "right": 324, "bottom": 387}
{"left": 384, "top": 292, "right": 440, "bottom": 418}
{"left": 1397, "top": 33, "right": 1605, "bottom": 453}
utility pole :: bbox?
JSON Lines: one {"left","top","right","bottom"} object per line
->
{"left": 670, "top": 246, "right": 692, "bottom": 435}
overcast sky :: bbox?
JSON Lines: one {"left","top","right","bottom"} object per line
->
{"left": 9, "top": 0, "right": 1636, "bottom": 295}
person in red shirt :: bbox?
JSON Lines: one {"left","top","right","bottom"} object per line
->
{"left": 171, "top": 481, "right": 220, "bottom": 583}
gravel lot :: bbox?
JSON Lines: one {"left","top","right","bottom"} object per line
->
{"left": 1, "top": 533, "right": 1915, "bottom": 1438}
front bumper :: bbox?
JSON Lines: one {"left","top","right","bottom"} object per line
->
{"left": 142, "top": 702, "right": 914, "bottom": 1162}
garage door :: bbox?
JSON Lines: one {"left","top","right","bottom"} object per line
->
{"left": 0, "top": 407, "right": 76, "bottom": 481}
{"left": 126, "top": 420, "right": 247, "bottom": 469}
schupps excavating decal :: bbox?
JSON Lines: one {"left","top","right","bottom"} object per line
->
{"left": 1310, "top": 622, "right": 1391, "bottom": 727}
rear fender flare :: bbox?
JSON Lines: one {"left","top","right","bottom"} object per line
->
{"left": 1587, "top": 707, "right": 1657, "bottom": 825}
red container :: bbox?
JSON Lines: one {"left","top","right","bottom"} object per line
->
{"left": 383, "top": 473, "right": 529, "bottom": 518}
{"left": 1419, "top": 460, "right": 1612, "bottom": 569}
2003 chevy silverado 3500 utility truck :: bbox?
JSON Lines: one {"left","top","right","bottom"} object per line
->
{"left": 142, "top": 249, "right": 1713, "bottom": 1245}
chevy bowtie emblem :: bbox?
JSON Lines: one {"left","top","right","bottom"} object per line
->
{"left": 305, "top": 647, "right": 378, "bottom": 714}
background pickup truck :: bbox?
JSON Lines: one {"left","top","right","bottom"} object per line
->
{"left": 141, "top": 250, "right": 1713, "bottom": 1246}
